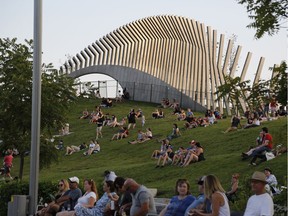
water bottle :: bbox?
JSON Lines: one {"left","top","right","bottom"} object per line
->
{"left": 67, "top": 203, "right": 71, "bottom": 211}
{"left": 110, "top": 200, "right": 115, "bottom": 210}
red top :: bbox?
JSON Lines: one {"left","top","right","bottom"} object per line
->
{"left": 4, "top": 154, "right": 13, "bottom": 167}
{"left": 264, "top": 133, "right": 273, "bottom": 149}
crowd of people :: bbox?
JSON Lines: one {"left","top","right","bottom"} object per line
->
{"left": 2, "top": 93, "right": 285, "bottom": 215}
{"left": 34, "top": 169, "right": 279, "bottom": 216}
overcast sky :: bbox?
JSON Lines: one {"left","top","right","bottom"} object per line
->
{"left": 1, "top": 0, "right": 287, "bottom": 82}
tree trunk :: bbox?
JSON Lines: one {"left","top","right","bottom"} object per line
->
{"left": 18, "top": 153, "right": 25, "bottom": 180}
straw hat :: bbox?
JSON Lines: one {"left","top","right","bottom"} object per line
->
{"left": 250, "top": 171, "right": 267, "bottom": 183}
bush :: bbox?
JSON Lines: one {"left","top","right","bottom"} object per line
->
{"left": 0, "top": 180, "right": 57, "bottom": 216}
{"left": 0, "top": 179, "right": 105, "bottom": 215}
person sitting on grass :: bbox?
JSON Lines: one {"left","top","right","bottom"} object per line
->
{"left": 226, "top": 173, "right": 240, "bottom": 203}
{"left": 243, "top": 115, "right": 261, "bottom": 129}
{"left": 171, "top": 147, "right": 186, "bottom": 166}
{"left": 176, "top": 109, "right": 186, "bottom": 121}
{"left": 128, "top": 130, "right": 144, "bottom": 144}
{"left": 242, "top": 131, "right": 264, "bottom": 160}
{"left": 167, "top": 123, "right": 181, "bottom": 140}
{"left": 107, "top": 114, "right": 118, "bottom": 127}
{"left": 115, "top": 117, "right": 127, "bottom": 127}
{"left": 249, "top": 127, "right": 273, "bottom": 166}
{"left": 182, "top": 142, "right": 205, "bottom": 167}
{"left": 151, "top": 139, "right": 169, "bottom": 159}
{"left": 111, "top": 127, "right": 129, "bottom": 140}
{"left": 141, "top": 128, "right": 153, "bottom": 142}
{"left": 79, "top": 108, "right": 90, "bottom": 119}
{"left": 155, "top": 143, "right": 174, "bottom": 168}
{"left": 264, "top": 167, "right": 281, "bottom": 196}
{"left": 83, "top": 140, "right": 100, "bottom": 156}
{"left": 223, "top": 115, "right": 241, "bottom": 133}
{"left": 65, "top": 142, "right": 87, "bottom": 156}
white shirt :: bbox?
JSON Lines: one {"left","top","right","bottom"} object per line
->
{"left": 89, "top": 143, "right": 95, "bottom": 149}
{"left": 213, "top": 192, "right": 230, "bottom": 216}
{"left": 74, "top": 191, "right": 96, "bottom": 208}
{"left": 244, "top": 193, "right": 274, "bottom": 216}
{"left": 105, "top": 171, "right": 117, "bottom": 181}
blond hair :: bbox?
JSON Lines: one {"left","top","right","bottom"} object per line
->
{"left": 204, "top": 175, "right": 225, "bottom": 199}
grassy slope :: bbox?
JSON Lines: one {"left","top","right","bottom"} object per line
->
{"left": 12, "top": 98, "right": 287, "bottom": 201}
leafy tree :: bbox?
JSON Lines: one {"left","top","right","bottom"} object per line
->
{"left": 245, "top": 79, "right": 270, "bottom": 109}
{"left": 215, "top": 76, "right": 250, "bottom": 115}
{"left": 269, "top": 61, "right": 287, "bottom": 105}
{"left": 237, "top": 0, "right": 288, "bottom": 39}
{"left": 0, "top": 38, "right": 77, "bottom": 179}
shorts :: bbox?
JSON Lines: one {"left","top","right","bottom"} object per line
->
{"left": 4, "top": 165, "right": 11, "bottom": 174}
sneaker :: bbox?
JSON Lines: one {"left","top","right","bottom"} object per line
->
{"left": 155, "top": 165, "right": 159, "bottom": 168}
{"left": 249, "top": 162, "right": 257, "bottom": 166}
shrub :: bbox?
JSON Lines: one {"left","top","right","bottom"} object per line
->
{"left": 0, "top": 180, "right": 57, "bottom": 216}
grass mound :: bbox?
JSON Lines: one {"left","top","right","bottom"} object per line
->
{"left": 12, "top": 98, "right": 287, "bottom": 209}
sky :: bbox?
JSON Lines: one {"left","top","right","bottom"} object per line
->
{"left": 1, "top": 0, "right": 287, "bottom": 83}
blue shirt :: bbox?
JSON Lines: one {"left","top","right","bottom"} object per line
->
{"left": 165, "top": 195, "right": 195, "bottom": 216}
{"left": 184, "top": 194, "right": 205, "bottom": 216}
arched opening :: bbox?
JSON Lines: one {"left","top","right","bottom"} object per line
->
{"left": 74, "top": 73, "right": 123, "bottom": 98}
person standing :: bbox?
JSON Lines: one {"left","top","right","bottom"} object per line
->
{"left": 244, "top": 171, "right": 274, "bottom": 216}
{"left": 128, "top": 109, "right": 137, "bottom": 129}
{"left": 3, "top": 149, "right": 13, "bottom": 180}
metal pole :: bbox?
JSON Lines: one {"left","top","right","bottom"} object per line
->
{"left": 29, "top": 0, "right": 42, "bottom": 215}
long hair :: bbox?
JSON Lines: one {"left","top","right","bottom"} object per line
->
{"left": 106, "top": 180, "right": 116, "bottom": 192}
{"left": 175, "top": 179, "right": 191, "bottom": 195}
{"left": 204, "top": 175, "right": 225, "bottom": 199}
{"left": 84, "top": 179, "right": 98, "bottom": 201}
{"left": 58, "top": 179, "right": 69, "bottom": 193}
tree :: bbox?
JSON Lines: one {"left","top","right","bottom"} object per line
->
{"left": 237, "top": 0, "right": 288, "bottom": 39}
{"left": 0, "top": 38, "right": 77, "bottom": 179}
{"left": 269, "top": 61, "right": 287, "bottom": 105}
{"left": 215, "top": 76, "right": 250, "bottom": 115}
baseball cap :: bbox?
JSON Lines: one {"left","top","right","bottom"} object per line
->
{"left": 197, "top": 176, "right": 206, "bottom": 185}
{"left": 69, "top": 176, "right": 79, "bottom": 184}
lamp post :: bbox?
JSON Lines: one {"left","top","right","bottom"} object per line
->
{"left": 29, "top": 0, "right": 42, "bottom": 215}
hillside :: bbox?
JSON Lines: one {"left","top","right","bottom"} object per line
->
{"left": 11, "top": 98, "right": 287, "bottom": 207}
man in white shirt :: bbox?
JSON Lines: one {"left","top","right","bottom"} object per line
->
{"left": 104, "top": 170, "right": 117, "bottom": 182}
{"left": 244, "top": 171, "right": 274, "bottom": 216}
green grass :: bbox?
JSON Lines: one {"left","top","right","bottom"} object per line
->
{"left": 11, "top": 98, "right": 287, "bottom": 207}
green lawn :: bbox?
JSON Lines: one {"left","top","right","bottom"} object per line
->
{"left": 11, "top": 98, "right": 287, "bottom": 208}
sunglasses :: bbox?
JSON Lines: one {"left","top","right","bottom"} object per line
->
{"left": 58, "top": 184, "right": 64, "bottom": 187}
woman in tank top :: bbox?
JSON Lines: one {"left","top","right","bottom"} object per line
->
{"left": 191, "top": 174, "right": 230, "bottom": 216}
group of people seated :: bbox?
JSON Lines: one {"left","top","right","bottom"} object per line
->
{"left": 37, "top": 171, "right": 160, "bottom": 216}
{"left": 100, "top": 98, "right": 113, "bottom": 108}
{"left": 128, "top": 128, "right": 153, "bottom": 144}
{"left": 64, "top": 140, "right": 100, "bottom": 156}
{"left": 37, "top": 167, "right": 281, "bottom": 216}
{"left": 153, "top": 139, "right": 205, "bottom": 168}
